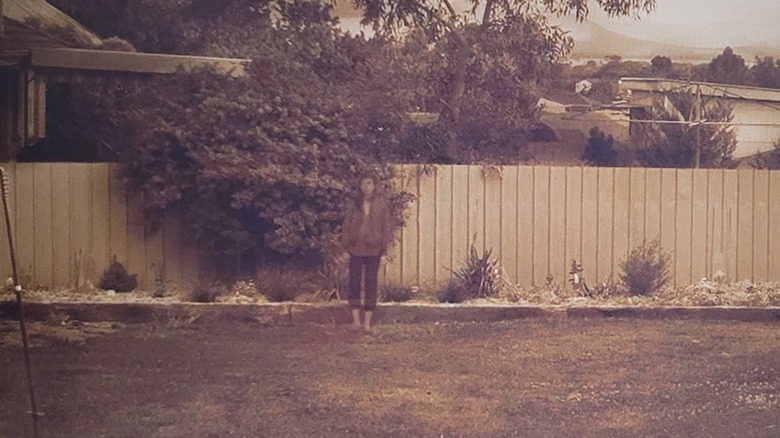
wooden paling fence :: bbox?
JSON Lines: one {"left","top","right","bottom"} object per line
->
{"left": 0, "top": 163, "right": 199, "bottom": 291}
{"left": 0, "top": 163, "right": 778, "bottom": 291}
{"left": 381, "top": 165, "right": 780, "bottom": 288}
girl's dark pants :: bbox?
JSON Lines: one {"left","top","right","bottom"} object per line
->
{"left": 348, "top": 255, "right": 380, "bottom": 311}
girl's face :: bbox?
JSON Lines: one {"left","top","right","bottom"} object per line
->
{"left": 360, "top": 178, "right": 376, "bottom": 198}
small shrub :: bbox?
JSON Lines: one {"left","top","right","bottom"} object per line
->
{"left": 619, "top": 239, "right": 671, "bottom": 296}
{"left": 437, "top": 280, "right": 470, "bottom": 303}
{"left": 316, "top": 240, "right": 349, "bottom": 301}
{"left": 255, "top": 267, "right": 319, "bottom": 302}
{"left": 582, "top": 126, "right": 617, "bottom": 166}
{"left": 98, "top": 256, "right": 138, "bottom": 293}
{"left": 265, "top": 288, "right": 296, "bottom": 302}
{"left": 190, "top": 280, "right": 227, "bottom": 303}
{"left": 380, "top": 284, "right": 414, "bottom": 303}
{"left": 569, "top": 259, "right": 587, "bottom": 295}
{"left": 230, "top": 280, "right": 260, "bottom": 297}
{"left": 451, "top": 236, "right": 501, "bottom": 300}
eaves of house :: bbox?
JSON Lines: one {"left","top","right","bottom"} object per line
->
{"left": 1, "top": 0, "right": 250, "bottom": 77}
{"left": 618, "top": 77, "right": 780, "bottom": 104}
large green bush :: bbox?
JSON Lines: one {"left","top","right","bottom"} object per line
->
{"left": 115, "top": 52, "right": 413, "bottom": 276}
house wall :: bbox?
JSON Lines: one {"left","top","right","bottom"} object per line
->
{"left": 731, "top": 100, "right": 780, "bottom": 158}
{"left": 629, "top": 90, "right": 780, "bottom": 158}
{"left": 0, "top": 163, "right": 778, "bottom": 291}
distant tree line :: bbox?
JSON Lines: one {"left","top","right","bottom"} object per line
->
{"left": 556, "top": 47, "right": 780, "bottom": 106}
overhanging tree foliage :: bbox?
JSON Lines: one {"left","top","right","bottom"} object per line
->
{"left": 352, "top": 0, "right": 656, "bottom": 161}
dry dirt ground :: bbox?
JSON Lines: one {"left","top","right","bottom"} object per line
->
{"left": 1, "top": 317, "right": 778, "bottom": 438}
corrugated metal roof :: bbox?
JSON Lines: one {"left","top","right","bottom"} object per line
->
{"left": 619, "top": 77, "right": 780, "bottom": 103}
{"left": 3, "top": 0, "right": 101, "bottom": 46}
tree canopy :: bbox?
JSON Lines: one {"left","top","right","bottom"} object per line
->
{"left": 706, "top": 47, "right": 748, "bottom": 85}
{"left": 351, "top": 0, "right": 656, "bottom": 161}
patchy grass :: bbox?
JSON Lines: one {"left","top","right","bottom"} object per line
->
{"left": 1, "top": 318, "right": 778, "bottom": 437}
{"left": 0, "top": 318, "right": 122, "bottom": 348}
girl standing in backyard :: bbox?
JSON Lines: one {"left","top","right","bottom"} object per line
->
{"left": 342, "top": 175, "right": 393, "bottom": 333}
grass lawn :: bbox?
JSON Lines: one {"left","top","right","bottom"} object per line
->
{"left": 1, "top": 317, "right": 779, "bottom": 437}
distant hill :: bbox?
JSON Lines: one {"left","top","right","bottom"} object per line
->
{"left": 567, "top": 21, "right": 780, "bottom": 65}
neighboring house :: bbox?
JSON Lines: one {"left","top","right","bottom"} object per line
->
{"left": 618, "top": 78, "right": 780, "bottom": 159}
{"left": 537, "top": 89, "right": 593, "bottom": 114}
{"left": 575, "top": 79, "right": 592, "bottom": 95}
{"left": 532, "top": 90, "right": 632, "bottom": 165}
{"left": 0, "top": 0, "right": 249, "bottom": 162}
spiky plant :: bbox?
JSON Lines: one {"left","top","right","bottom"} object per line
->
{"left": 452, "top": 235, "right": 501, "bottom": 300}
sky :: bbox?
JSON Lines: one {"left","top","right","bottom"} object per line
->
{"left": 586, "top": 0, "right": 780, "bottom": 47}
{"left": 335, "top": 0, "right": 780, "bottom": 49}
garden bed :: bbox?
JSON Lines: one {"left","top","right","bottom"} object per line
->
{"left": 2, "top": 279, "right": 779, "bottom": 308}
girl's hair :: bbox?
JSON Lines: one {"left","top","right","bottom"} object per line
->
{"left": 353, "top": 175, "right": 383, "bottom": 206}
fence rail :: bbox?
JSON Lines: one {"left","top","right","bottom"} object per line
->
{"left": 0, "top": 163, "right": 778, "bottom": 291}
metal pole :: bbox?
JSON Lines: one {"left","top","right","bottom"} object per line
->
{"left": 0, "top": 167, "right": 42, "bottom": 437}
{"left": 694, "top": 85, "right": 702, "bottom": 168}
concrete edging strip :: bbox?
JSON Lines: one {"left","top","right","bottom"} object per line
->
{"left": 1, "top": 301, "right": 779, "bottom": 325}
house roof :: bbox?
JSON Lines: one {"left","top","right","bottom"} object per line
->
{"left": 3, "top": 0, "right": 102, "bottom": 46}
{"left": 619, "top": 78, "right": 780, "bottom": 104}
{"left": 0, "top": 1, "right": 250, "bottom": 77}
{"left": 0, "top": 17, "right": 67, "bottom": 51}
{"left": 542, "top": 89, "right": 593, "bottom": 107}
{"left": 32, "top": 47, "right": 249, "bottom": 77}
